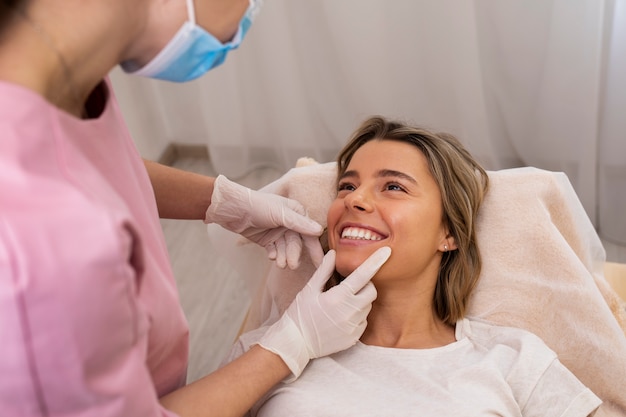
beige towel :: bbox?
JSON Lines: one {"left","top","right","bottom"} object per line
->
{"left": 215, "top": 160, "right": 626, "bottom": 415}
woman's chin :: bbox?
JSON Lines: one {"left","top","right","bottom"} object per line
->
{"left": 335, "top": 253, "right": 369, "bottom": 278}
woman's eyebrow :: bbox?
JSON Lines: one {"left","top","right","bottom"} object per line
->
{"left": 339, "top": 169, "right": 417, "bottom": 184}
{"left": 377, "top": 169, "right": 417, "bottom": 184}
{"left": 339, "top": 170, "right": 359, "bottom": 181}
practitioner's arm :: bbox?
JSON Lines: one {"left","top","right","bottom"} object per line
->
{"left": 143, "top": 159, "right": 324, "bottom": 267}
{"left": 160, "top": 345, "right": 289, "bottom": 417}
{"left": 143, "top": 159, "right": 215, "bottom": 220}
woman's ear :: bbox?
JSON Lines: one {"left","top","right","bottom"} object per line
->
{"left": 440, "top": 232, "right": 458, "bottom": 252}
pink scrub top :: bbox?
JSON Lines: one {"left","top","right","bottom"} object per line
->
{"left": 0, "top": 79, "right": 189, "bottom": 416}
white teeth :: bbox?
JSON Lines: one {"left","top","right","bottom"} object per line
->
{"left": 341, "top": 227, "right": 383, "bottom": 241}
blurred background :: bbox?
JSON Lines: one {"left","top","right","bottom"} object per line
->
{"left": 110, "top": 0, "right": 626, "bottom": 245}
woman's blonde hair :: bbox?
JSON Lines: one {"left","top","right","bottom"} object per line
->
{"left": 335, "top": 116, "right": 489, "bottom": 325}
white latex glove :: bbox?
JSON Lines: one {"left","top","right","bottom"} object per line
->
{"left": 267, "top": 231, "right": 325, "bottom": 269}
{"left": 257, "top": 246, "right": 392, "bottom": 382}
{"left": 204, "top": 175, "right": 324, "bottom": 268}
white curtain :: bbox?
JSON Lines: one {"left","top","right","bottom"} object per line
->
{"left": 111, "top": 0, "right": 626, "bottom": 244}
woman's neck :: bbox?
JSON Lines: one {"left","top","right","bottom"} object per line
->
{"left": 360, "top": 285, "right": 456, "bottom": 349}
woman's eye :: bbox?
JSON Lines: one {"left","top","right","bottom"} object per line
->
{"left": 337, "top": 182, "right": 356, "bottom": 192}
{"left": 386, "top": 182, "right": 406, "bottom": 192}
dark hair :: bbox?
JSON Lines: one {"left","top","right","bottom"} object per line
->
{"left": 0, "top": 0, "right": 24, "bottom": 11}
{"left": 0, "top": 0, "right": 25, "bottom": 29}
{"left": 1, "top": 0, "right": 23, "bottom": 8}
{"left": 333, "top": 116, "right": 489, "bottom": 325}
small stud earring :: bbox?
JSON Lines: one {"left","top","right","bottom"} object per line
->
{"left": 444, "top": 244, "right": 448, "bottom": 252}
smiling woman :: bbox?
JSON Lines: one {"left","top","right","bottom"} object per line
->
{"left": 327, "top": 117, "right": 488, "bottom": 331}
{"left": 223, "top": 116, "right": 603, "bottom": 417}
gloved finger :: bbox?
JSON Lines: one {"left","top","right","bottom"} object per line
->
{"left": 306, "top": 250, "right": 336, "bottom": 291}
{"left": 275, "top": 236, "right": 287, "bottom": 269}
{"left": 335, "top": 282, "right": 376, "bottom": 329}
{"left": 302, "top": 235, "right": 324, "bottom": 268}
{"left": 354, "top": 281, "right": 377, "bottom": 304}
{"left": 339, "top": 247, "right": 391, "bottom": 294}
{"left": 251, "top": 226, "right": 288, "bottom": 248}
{"left": 265, "top": 242, "right": 278, "bottom": 261}
{"left": 354, "top": 321, "right": 367, "bottom": 338}
{"left": 280, "top": 200, "right": 324, "bottom": 237}
{"left": 285, "top": 231, "right": 303, "bottom": 269}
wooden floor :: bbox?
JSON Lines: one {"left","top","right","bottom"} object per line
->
{"left": 163, "top": 154, "right": 626, "bottom": 383}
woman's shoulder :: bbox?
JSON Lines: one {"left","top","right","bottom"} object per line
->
{"left": 460, "top": 318, "right": 602, "bottom": 415}
{"left": 459, "top": 317, "right": 557, "bottom": 362}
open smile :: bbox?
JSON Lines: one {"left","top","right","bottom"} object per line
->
{"left": 340, "top": 226, "right": 387, "bottom": 241}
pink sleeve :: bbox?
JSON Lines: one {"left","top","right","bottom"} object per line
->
{"left": 0, "top": 198, "right": 179, "bottom": 417}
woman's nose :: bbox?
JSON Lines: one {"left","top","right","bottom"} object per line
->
{"left": 344, "top": 189, "right": 373, "bottom": 212}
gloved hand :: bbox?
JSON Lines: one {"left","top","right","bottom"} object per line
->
{"left": 257, "top": 246, "right": 391, "bottom": 382}
{"left": 266, "top": 230, "right": 325, "bottom": 269}
{"left": 204, "top": 175, "right": 324, "bottom": 268}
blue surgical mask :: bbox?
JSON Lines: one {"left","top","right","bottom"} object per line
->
{"left": 121, "top": 0, "right": 260, "bottom": 82}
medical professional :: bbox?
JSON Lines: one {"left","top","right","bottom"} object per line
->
{"left": 0, "top": 1, "right": 391, "bottom": 416}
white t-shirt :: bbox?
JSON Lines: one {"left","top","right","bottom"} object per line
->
{"left": 227, "top": 318, "right": 601, "bottom": 417}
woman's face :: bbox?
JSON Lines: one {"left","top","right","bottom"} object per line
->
{"left": 327, "top": 139, "right": 451, "bottom": 284}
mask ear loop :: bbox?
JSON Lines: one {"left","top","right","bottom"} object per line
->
{"left": 186, "top": 0, "right": 197, "bottom": 25}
